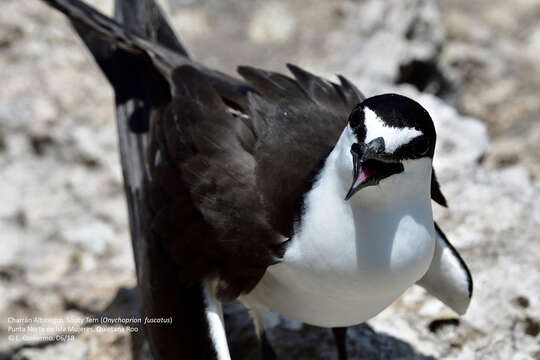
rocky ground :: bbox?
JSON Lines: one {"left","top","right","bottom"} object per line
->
{"left": 1, "top": 0, "right": 539, "bottom": 359}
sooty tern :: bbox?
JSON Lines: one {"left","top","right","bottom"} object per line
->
{"left": 41, "top": 0, "right": 473, "bottom": 359}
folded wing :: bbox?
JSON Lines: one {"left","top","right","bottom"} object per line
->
{"left": 417, "top": 222, "right": 473, "bottom": 314}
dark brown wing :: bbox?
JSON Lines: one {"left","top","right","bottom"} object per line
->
{"left": 148, "top": 64, "right": 366, "bottom": 296}
{"left": 147, "top": 66, "right": 283, "bottom": 300}
{"left": 42, "top": 0, "right": 366, "bottom": 357}
{"left": 43, "top": 0, "right": 367, "bottom": 243}
{"left": 148, "top": 63, "right": 366, "bottom": 292}
{"left": 238, "top": 66, "right": 365, "bottom": 237}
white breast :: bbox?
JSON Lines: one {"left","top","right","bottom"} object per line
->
{"left": 243, "top": 137, "right": 435, "bottom": 327}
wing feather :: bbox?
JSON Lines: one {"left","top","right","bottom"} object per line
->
{"left": 287, "top": 63, "right": 364, "bottom": 113}
{"left": 238, "top": 65, "right": 363, "bottom": 237}
{"left": 237, "top": 66, "right": 311, "bottom": 103}
{"left": 149, "top": 66, "right": 283, "bottom": 298}
{"left": 417, "top": 222, "right": 472, "bottom": 314}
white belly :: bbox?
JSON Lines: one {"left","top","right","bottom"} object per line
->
{"left": 243, "top": 211, "right": 435, "bottom": 327}
{"left": 243, "top": 154, "right": 438, "bottom": 327}
{"left": 241, "top": 147, "right": 436, "bottom": 326}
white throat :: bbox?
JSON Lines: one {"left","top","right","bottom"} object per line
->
{"left": 329, "top": 125, "right": 431, "bottom": 205}
{"left": 242, "top": 126, "right": 436, "bottom": 326}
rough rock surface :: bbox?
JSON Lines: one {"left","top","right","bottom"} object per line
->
{"left": 438, "top": 0, "right": 540, "bottom": 181}
{"left": 1, "top": 0, "right": 539, "bottom": 359}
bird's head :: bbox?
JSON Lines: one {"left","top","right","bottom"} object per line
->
{"left": 342, "top": 94, "right": 436, "bottom": 201}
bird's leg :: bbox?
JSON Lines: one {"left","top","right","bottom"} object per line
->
{"left": 244, "top": 304, "right": 276, "bottom": 360}
{"left": 260, "top": 331, "right": 277, "bottom": 360}
{"left": 331, "top": 327, "right": 348, "bottom": 360}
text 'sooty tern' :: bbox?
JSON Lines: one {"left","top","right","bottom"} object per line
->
{"left": 41, "top": 0, "right": 473, "bottom": 358}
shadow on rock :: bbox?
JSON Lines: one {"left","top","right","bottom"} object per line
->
{"left": 1, "top": 287, "right": 434, "bottom": 360}
{"left": 224, "top": 301, "right": 435, "bottom": 360}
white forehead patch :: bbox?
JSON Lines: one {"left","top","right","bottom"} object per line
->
{"left": 363, "top": 107, "right": 423, "bottom": 153}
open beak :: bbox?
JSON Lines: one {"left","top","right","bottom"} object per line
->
{"left": 344, "top": 137, "right": 403, "bottom": 200}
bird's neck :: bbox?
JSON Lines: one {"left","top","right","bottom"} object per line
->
{"left": 292, "top": 125, "right": 435, "bottom": 242}
{"left": 317, "top": 126, "right": 433, "bottom": 209}
{"left": 286, "top": 128, "right": 435, "bottom": 288}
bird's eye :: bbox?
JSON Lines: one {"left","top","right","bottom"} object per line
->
{"left": 350, "top": 143, "right": 361, "bottom": 156}
{"left": 348, "top": 106, "right": 364, "bottom": 128}
{"left": 412, "top": 137, "right": 430, "bottom": 156}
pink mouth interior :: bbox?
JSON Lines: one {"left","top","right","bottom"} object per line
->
{"left": 354, "top": 166, "right": 376, "bottom": 187}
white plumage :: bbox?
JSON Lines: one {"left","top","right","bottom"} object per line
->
{"left": 242, "top": 124, "right": 436, "bottom": 327}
